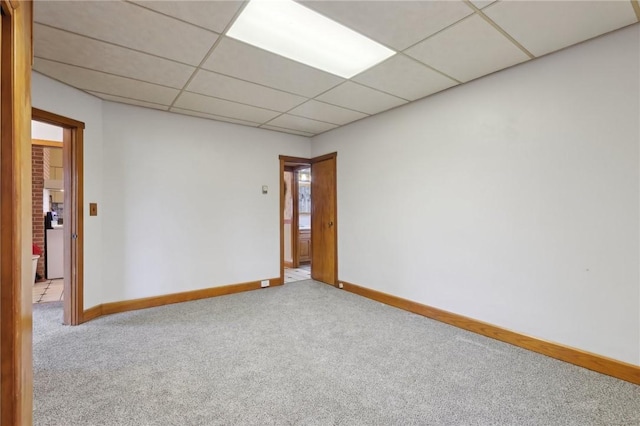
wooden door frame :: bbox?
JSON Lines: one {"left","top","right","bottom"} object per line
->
{"left": 283, "top": 166, "right": 298, "bottom": 269}
{"left": 279, "top": 153, "right": 337, "bottom": 285}
{"left": 1, "top": 0, "right": 33, "bottom": 423}
{"left": 32, "top": 107, "right": 84, "bottom": 326}
{"left": 279, "top": 155, "right": 310, "bottom": 282}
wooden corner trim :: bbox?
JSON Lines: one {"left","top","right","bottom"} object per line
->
{"left": 269, "top": 277, "right": 283, "bottom": 287}
{"left": 80, "top": 278, "right": 281, "bottom": 322}
{"left": 279, "top": 155, "right": 310, "bottom": 163}
{"left": 32, "top": 107, "right": 86, "bottom": 129}
{"left": 81, "top": 304, "right": 103, "bottom": 323}
{"left": 339, "top": 280, "right": 640, "bottom": 385}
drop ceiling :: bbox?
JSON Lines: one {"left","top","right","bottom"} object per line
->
{"left": 33, "top": 0, "right": 640, "bottom": 137}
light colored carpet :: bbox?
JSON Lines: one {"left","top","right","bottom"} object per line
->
{"left": 33, "top": 280, "right": 640, "bottom": 425}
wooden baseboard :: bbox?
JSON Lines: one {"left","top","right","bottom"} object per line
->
{"left": 81, "top": 277, "right": 281, "bottom": 323}
{"left": 82, "top": 304, "right": 103, "bottom": 322}
{"left": 340, "top": 280, "right": 640, "bottom": 385}
{"left": 284, "top": 261, "right": 293, "bottom": 268}
{"left": 269, "top": 277, "right": 283, "bottom": 287}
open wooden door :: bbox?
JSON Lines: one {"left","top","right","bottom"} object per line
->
{"left": 310, "top": 153, "right": 337, "bottom": 285}
{"left": 0, "top": 1, "right": 33, "bottom": 424}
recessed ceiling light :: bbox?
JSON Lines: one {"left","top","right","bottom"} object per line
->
{"left": 226, "top": 0, "right": 395, "bottom": 78}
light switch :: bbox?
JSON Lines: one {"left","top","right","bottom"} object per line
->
{"left": 89, "top": 203, "right": 98, "bottom": 216}
{"left": 262, "top": 185, "right": 268, "bottom": 194}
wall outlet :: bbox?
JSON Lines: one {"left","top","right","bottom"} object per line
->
{"left": 261, "top": 280, "right": 270, "bottom": 288}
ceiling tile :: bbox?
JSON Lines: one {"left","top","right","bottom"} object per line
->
{"left": 34, "top": 1, "right": 217, "bottom": 65}
{"left": 316, "top": 82, "right": 407, "bottom": 115}
{"left": 261, "top": 125, "right": 315, "bottom": 137}
{"left": 131, "top": 1, "right": 243, "bottom": 33}
{"left": 202, "top": 37, "right": 344, "bottom": 98}
{"left": 34, "top": 58, "right": 179, "bottom": 105}
{"left": 405, "top": 14, "right": 530, "bottom": 83}
{"left": 170, "top": 108, "right": 261, "bottom": 127}
{"left": 353, "top": 54, "right": 458, "bottom": 101}
{"left": 299, "top": 1, "right": 473, "bottom": 51}
{"left": 34, "top": 24, "right": 195, "bottom": 89}
{"left": 288, "top": 100, "right": 368, "bottom": 126}
{"left": 484, "top": 0, "right": 638, "bottom": 57}
{"left": 265, "top": 114, "right": 337, "bottom": 135}
{"left": 187, "top": 70, "right": 307, "bottom": 113}
{"left": 87, "top": 92, "right": 169, "bottom": 111}
{"left": 173, "top": 92, "right": 281, "bottom": 124}
{"left": 470, "top": 1, "right": 496, "bottom": 9}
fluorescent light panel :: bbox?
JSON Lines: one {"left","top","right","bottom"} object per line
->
{"left": 226, "top": 0, "right": 395, "bottom": 78}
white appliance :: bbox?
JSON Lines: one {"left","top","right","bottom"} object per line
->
{"left": 46, "top": 227, "right": 64, "bottom": 279}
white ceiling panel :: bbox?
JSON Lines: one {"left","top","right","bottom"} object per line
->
{"left": 32, "top": 1, "right": 638, "bottom": 138}
{"left": 353, "top": 54, "right": 459, "bottom": 101}
{"left": 288, "top": 100, "right": 368, "bottom": 126}
{"left": 405, "top": 14, "right": 530, "bottom": 83}
{"left": 173, "top": 92, "right": 281, "bottom": 124}
{"left": 202, "top": 37, "right": 344, "bottom": 98}
{"left": 34, "top": 24, "right": 195, "bottom": 89}
{"left": 316, "top": 82, "right": 407, "bottom": 115}
{"left": 470, "top": 1, "right": 496, "bottom": 10}
{"left": 484, "top": 0, "right": 638, "bottom": 57}
{"left": 131, "top": 1, "right": 243, "bottom": 33}
{"left": 265, "top": 114, "right": 338, "bottom": 134}
{"left": 34, "top": 58, "right": 180, "bottom": 105}
{"left": 34, "top": 1, "right": 217, "bottom": 65}
{"left": 261, "top": 125, "right": 315, "bottom": 138}
{"left": 299, "top": 0, "right": 473, "bottom": 51}
{"left": 87, "top": 92, "right": 169, "bottom": 111}
{"left": 170, "top": 108, "right": 261, "bottom": 127}
{"left": 187, "top": 70, "right": 307, "bottom": 113}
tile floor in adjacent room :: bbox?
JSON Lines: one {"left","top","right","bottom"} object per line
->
{"left": 284, "top": 264, "right": 311, "bottom": 283}
{"left": 33, "top": 279, "right": 64, "bottom": 304}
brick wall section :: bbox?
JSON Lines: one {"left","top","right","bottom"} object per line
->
{"left": 43, "top": 146, "right": 50, "bottom": 179}
{"left": 32, "top": 145, "right": 45, "bottom": 279}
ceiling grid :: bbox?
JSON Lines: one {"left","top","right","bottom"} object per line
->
{"left": 32, "top": 0, "right": 640, "bottom": 137}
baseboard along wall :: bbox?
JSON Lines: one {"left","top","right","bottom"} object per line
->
{"left": 82, "top": 277, "right": 282, "bottom": 323}
{"left": 339, "top": 280, "right": 640, "bottom": 385}
{"left": 80, "top": 276, "right": 639, "bottom": 385}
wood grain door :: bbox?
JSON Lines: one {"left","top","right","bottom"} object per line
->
{"left": 311, "top": 153, "right": 337, "bottom": 285}
{"left": 1, "top": 2, "right": 34, "bottom": 424}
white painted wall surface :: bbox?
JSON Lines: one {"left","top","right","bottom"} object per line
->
{"left": 32, "top": 72, "right": 105, "bottom": 309}
{"left": 311, "top": 25, "right": 640, "bottom": 365}
{"left": 101, "top": 104, "right": 310, "bottom": 302}
{"left": 31, "top": 121, "right": 63, "bottom": 141}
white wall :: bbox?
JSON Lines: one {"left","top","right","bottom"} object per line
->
{"left": 32, "top": 72, "right": 311, "bottom": 307}
{"left": 101, "top": 104, "right": 310, "bottom": 302}
{"left": 311, "top": 25, "right": 640, "bottom": 365}
{"left": 32, "top": 72, "right": 105, "bottom": 309}
{"left": 32, "top": 121, "right": 63, "bottom": 141}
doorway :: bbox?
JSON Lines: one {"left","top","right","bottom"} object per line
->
{"left": 281, "top": 159, "right": 311, "bottom": 284}
{"left": 32, "top": 108, "right": 85, "bottom": 325}
{"left": 31, "top": 121, "right": 65, "bottom": 305}
{"left": 283, "top": 164, "right": 312, "bottom": 283}
{"left": 279, "top": 153, "right": 338, "bottom": 286}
